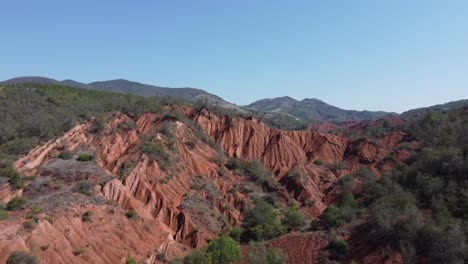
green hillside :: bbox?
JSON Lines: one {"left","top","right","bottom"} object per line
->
{"left": 0, "top": 83, "right": 177, "bottom": 163}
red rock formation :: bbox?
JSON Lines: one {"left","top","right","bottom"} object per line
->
{"left": 193, "top": 109, "right": 409, "bottom": 215}
{"left": 15, "top": 123, "right": 93, "bottom": 174}
{"left": 0, "top": 205, "right": 189, "bottom": 264}
{"left": 1, "top": 109, "right": 413, "bottom": 263}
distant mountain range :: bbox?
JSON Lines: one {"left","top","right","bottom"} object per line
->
{"left": 245, "top": 96, "right": 395, "bottom": 123}
{"left": 2, "top": 76, "right": 467, "bottom": 124}
{"left": 1, "top": 76, "right": 242, "bottom": 112}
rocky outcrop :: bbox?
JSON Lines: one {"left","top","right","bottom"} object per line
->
{"left": 2, "top": 108, "right": 413, "bottom": 264}
{"left": 193, "top": 109, "right": 409, "bottom": 215}
{"left": 193, "top": 110, "right": 404, "bottom": 176}
{"left": 15, "top": 123, "right": 93, "bottom": 175}
{"left": 0, "top": 205, "right": 188, "bottom": 264}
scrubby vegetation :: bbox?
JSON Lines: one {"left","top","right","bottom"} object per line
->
{"left": 72, "top": 247, "right": 84, "bottom": 256}
{"left": 58, "top": 150, "right": 73, "bottom": 160}
{"left": 126, "top": 254, "right": 137, "bottom": 264}
{"left": 7, "top": 251, "right": 37, "bottom": 264}
{"left": 125, "top": 209, "right": 139, "bottom": 219}
{"left": 0, "top": 208, "right": 8, "bottom": 219}
{"left": 0, "top": 82, "right": 182, "bottom": 165}
{"left": 181, "top": 236, "right": 241, "bottom": 264}
{"left": 74, "top": 181, "right": 95, "bottom": 196}
{"left": 245, "top": 241, "right": 288, "bottom": 264}
{"left": 26, "top": 204, "right": 42, "bottom": 222}
{"left": 226, "top": 158, "right": 277, "bottom": 191}
{"left": 282, "top": 203, "right": 307, "bottom": 231}
{"left": 1, "top": 166, "right": 25, "bottom": 189}
{"left": 76, "top": 153, "right": 94, "bottom": 162}
{"left": 81, "top": 211, "right": 93, "bottom": 222}
{"left": 308, "top": 108, "right": 468, "bottom": 263}
{"left": 258, "top": 113, "right": 308, "bottom": 131}
{"left": 241, "top": 198, "right": 284, "bottom": 242}
{"left": 6, "top": 197, "right": 27, "bottom": 211}
{"left": 355, "top": 108, "right": 468, "bottom": 263}
{"left": 327, "top": 237, "right": 349, "bottom": 261}
{"left": 140, "top": 139, "right": 171, "bottom": 169}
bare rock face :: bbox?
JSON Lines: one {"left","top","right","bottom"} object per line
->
{"left": 1, "top": 108, "right": 411, "bottom": 263}
{"left": 15, "top": 123, "right": 93, "bottom": 174}
{"left": 192, "top": 109, "right": 409, "bottom": 215}
{"left": 0, "top": 205, "right": 189, "bottom": 264}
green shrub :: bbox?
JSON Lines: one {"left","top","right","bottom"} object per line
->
{"left": 6, "top": 197, "right": 27, "bottom": 211}
{"left": 244, "top": 160, "right": 276, "bottom": 190}
{"left": 29, "top": 204, "right": 42, "bottom": 214}
{"left": 302, "top": 199, "right": 315, "bottom": 207}
{"left": 58, "top": 150, "right": 73, "bottom": 160}
{"left": 73, "top": 247, "right": 84, "bottom": 256}
{"left": 76, "top": 153, "right": 94, "bottom": 162}
{"left": 213, "top": 143, "right": 226, "bottom": 164}
{"left": 309, "top": 218, "right": 320, "bottom": 231}
{"left": 228, "top": 227, "right": 242, "bottom": 242}
{"left": 185, "top": 141, "right": 196, "bottom": 149}
{"left": 320, "top": 206, "right": 344, "bottom": 228}
{"left": 338, "top": 189, "right": 356, "bottom": 208}
{"left": 82, "top": 211, "right": 93, "bottom": 222}
{"left": 329, "top": 162, "right": 348, "bottom": 172}
{"left": 314, "top": 159, "right": 324, "bottom": 166}
{"left": 140, "top": 141, "right": 170, "bottom": 169}
{"left": 226, "top": 157, "right": 243, "bottom": 171}
{"left": 183, "top": 248, "right": 212, "bottom": 264}
{"left": 1, "top": 166, "right": 25, "bottom": 189}
{"left": 157, "top": 252, "right": 167, "bottom": 261}
{"left": 125, "top": 209, "right": 139, "bottom": 219}
{"left": 7, "top": 251, "right": 37, "bottom": 264}
{"left": 327, "top": 238, "right": 348, "bottom": 260}
{"left": 242, "top": 199, "right": 284, "bottom": 242}
{"left": 45, "top": 214, "right": 55, "bottom": 224}
{"left": 126, "top": 253, "right": 137, "bottom": 264}
{"left": 159, "top": 121, "right": 176, "bottom": 136}
{"left": 229, "top": 186, "right": 238, "bottom": 194}
{"left": 206, "top": 236, "right": 241, "bottom": 264}
{"left": 74, "top": 181, "right": 94, "bottom": 196}
{"left": 23, "top": 219, "right": 37, "bottom": 231}
{"left": 319, "top": 206, "right": 356, "bottom": 228}
{"left": 369, "top": 191, "right": 422, "bottom": 242}
{"left": 90, "top": 118, "right": 104, "bottom": 133}
{"left": 117, "top": 120, "right": 137, "bottom": 131}
{"left": 26, "top": 204, "right": 42, "bottom": 221}
{"left": 282, "top": 203, "right": 307, "bottom": 231}
{"left": 285, "top": 170, "right": 303, "bottom": 181}
{"left": 417, "top": 222, "right": 466, "bottom": 263}
{"left": 227, "top": 158, "right": 277, "bottom": 191}
{"left": 0, "top": 209, "right": 8, "bottom": 219}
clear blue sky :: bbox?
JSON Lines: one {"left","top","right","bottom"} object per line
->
{"left": 1, "top": 1, "right": 467, "bottom": 113}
